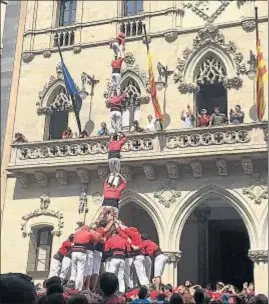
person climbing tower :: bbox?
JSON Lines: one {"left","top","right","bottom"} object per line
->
{"left": 110, "top": 32, "right": 125, "bottom": 59}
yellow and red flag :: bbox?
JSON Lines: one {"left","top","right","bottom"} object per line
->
{"left": 255, "top": 11, "right": 267, "bottom": 121}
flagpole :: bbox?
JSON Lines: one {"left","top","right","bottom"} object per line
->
{"left": 254, "top": 7, "right": 259, "bottom": 44}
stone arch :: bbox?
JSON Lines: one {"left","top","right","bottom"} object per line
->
{"left": 121, "top": 72, "right": 145, "bottom": 95}
{"left": 261, "top": 210, "right": 268, "bottom": 247}
{"left": 168, "top": 184, "right": 258, "bottom": 250}
{"left": 184, "top": 45, "right": 235, "bottom": 84}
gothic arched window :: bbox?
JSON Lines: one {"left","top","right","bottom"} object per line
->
{"left": 121, "top": 77, "right": 141, "bottom": 131}
{"left": 58, "top": 0, "right": 77, "bottom": 27}
{"left": 122, "top": 0, "right": 143, "bottom": 17}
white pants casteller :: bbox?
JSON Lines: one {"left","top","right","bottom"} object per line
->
{"left": 108, "top": 158, "right": 121, "bottom": 174}
{"left": 144, "top": 255, "right": 152, "bottom": 281}
{"left": 111, "top": 42, "right": 123, "bottom": 59}
{"left": 84, "top": 250, "right": 93, "bottom": 276}
{"left": 110, "top": 110, "right": 122, "bottom": 133}
{"left": 108, "top": 258, "right": 126, "bottom": 293}
{"left": 105, "top": 257, "right": 112, "bottom": 272}
{"left": 125, "top": 257, "right": 134, "bottom": 289}
{"left": 70, "top": 252, "right": 86, "bottom": 291}
{"left": 111, "top": 73, "right": 121, "bottom": 95}
{"left": 49, "top": 258, "right": 62, "bottom": 278}
{"left": 154, "top": 254, "right": 167, "bottom": 278}
{"left": 59, "top": 257, "right": 71, "bottom": 281}
{"left": 133, "top": 255, "right": 149, "bottom": 286}
{"left": 92, "top": 250, "right": 102, "bottom": 275}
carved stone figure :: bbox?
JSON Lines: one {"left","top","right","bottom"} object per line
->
{"left": 55, "top": 169, "right": 68, "bottom": 185}
{"left": 241, "top": 158, "right": 254, "bottom": 175}
{"left": 166, "top": 162, "right": 179, "bottom": 179}
{"left": 190, "top": 161, "right": 203, "bottom": 178}
{"left": 35, "top": 171, "right": 48, "bottom": 187}
{"left": 143, "top": 164, "right": 156, "bottom": 180}
{"left": 40, "top": 194, "right": 50, "bottom": 210}
{"left": 216, "top": 159, "right": 228, "bottom": 176}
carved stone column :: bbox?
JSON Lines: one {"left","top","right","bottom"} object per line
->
{"left": 163, "top": 251, "right": 181, "bottom": 287}
{"left": 248, "top": 249, "right": 268, "bottom": 295}
{"left": 194, "top": 208, "right": 211, "bottom": 286}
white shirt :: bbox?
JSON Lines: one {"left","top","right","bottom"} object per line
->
{"left": 145, "top": 120, "right": 156, "bottom": 132}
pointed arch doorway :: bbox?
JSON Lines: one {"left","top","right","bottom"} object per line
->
{"left": 194, "top": 53, "right": 228, "bottom": 124}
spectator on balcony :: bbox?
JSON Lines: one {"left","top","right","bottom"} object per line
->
{"left": 181, "top": 105, "right": 195, "bottom": 128}
{"left": 229, "top": 105, "right": 244, "bottom": 124}
{"left": 13, "top": 132, "right": 28, "bottom": 143}
{"left": 130, "top": 120, "right": 144, "bottom": 133}
{"left": 209, "top": 107, "right": 228, "bottom": 126}
{"left": 62, "top": 127, "right": 73, "bottom": 139}
{"left": 98, "top": 122, "right": 109, "bottom": 136}
{"left": 145, "top": 115, "right": 157, "bottom": 132}
{"left": 197, "top": 109, "right": 211, "bottom": 127}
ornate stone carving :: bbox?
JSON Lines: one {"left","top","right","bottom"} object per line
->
{"left": 154, "top": 179, "right": 181, "bottom": 208}
{"left": 78, "top": 188, "right": 88, "bottom": 214}
{"left": 34, "top": 171, "right": 48, "bottom": 187}
{"left": 216, "top": 159, "right": 228, "bottom": 176}
{"left": 121, "top": 165, "right": 133, "bottom": 182}
{"left": 43, "top": 50, "right": 51, "bottom": 58}
{"left": 76, "top": 168, "right": 90, "bottom": 184}
{"left": 92, "top": 192, "right": 102, "bottom": 204}
{"left": 241, "top": 18, "right": 256, "bottom": 32}
{"left": 183, "top": 1, "right": 230, "bottom": 23}
{"left": 166, "top": 162, "right": 179, "bottom": 179}
{"left": 124, "top": 52, "right": 136, "bottom": 66}
{"left": 98, "top": 167, "right": 109, "bottom": 181}
{"left": 190, "top": 161, "right": 203, "bottom": 178}
{"left": 174, "top": 22, "right": 247, "bottom": 92}
{"left": 248, "top": 249, "right": 268, "bottom": 262}
{"left": 73, "top": 45, "right": 82, "bottom": 54}
{"left": 21, "top": 195, "right": 64, "bottom": 237}
{"left": 241, "top": 158, "right": 254, "bottom": 175}
{"left": 40, "top": 194, "right": 50, "bottom": 210}
{"left": 55, "top": 169, "right": 68, "bottom": 185}
{"left": 16, "top": 173, "right": 29, "bottom": 188}
{"left": 22, "top": 52, "right": 34, "bottom": 63}
{"left": 143, "top": 164, "right": 156, "bottom": 181}
{"left": 242, "top": 174, "right": 268, "bottom": 204}
{"left": 164, "top": 31, "right": 178, "bottom": 43}
{"left": 177, "top": 83, "right": 200, "bottom": 94}
{"left": 164, "top": 251, "right": 182, "bottom": 263}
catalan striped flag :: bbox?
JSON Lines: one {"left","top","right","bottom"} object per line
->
{"left": 255, "top": 10, "right": 267, "bottom": 121}
{"left": 143, "top": 25, "right": 163, "bottom": 126}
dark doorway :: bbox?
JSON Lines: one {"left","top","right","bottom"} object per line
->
{"left": 196, "top": 83, "right": 227, "bottom": 122}
{"left": 208, "top": 220, "right": 253, "bottom": 289}
{"left": 49, "top": 110, "right": 69, "bottom": 140}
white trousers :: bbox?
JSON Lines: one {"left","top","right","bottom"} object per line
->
{"left": 111, "top": 73, "right": 121, "bottom": 95}
{"left": 133, "top": 255, "right": 149, "bottom": 286}
{"left": 49, "top": 258, "right": 62, "bottom": 278}
{"left": 59, "top": 257, "right": 72, "bottom": 281}
{"left": 144, "top": 256, "right": 152, "bottom": 281}
{"left": 108, "top": 258, "right": 126, "bottom": 293}
{"left": 111, "top": 41, "right": 123, "bottom": 59}
{"left": 105, "top": 257, "right": 112, "bottom": 272}
{"left": 108, "top": 158, "right": 121, "bottom": 174}
{"left": 110, "top": 110, "right": 122, "bottom": 133}
{"left": 85, "top": 250, "right": 93, "bottom": 276}
{"left": 92, "top": 250, "right": 102, "bottom": 275}
{"left": 154, "top": 254, "right": 167, "bottom": 278}
{"left": 124, "top": 257, "right": 134, "bottom": 289}
{"left": 70, "top": 252, "right": 86, "bottom": 291}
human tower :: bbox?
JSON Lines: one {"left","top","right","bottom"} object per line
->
{"left": 48, "top": 32, "right": 167, "bottom": 294}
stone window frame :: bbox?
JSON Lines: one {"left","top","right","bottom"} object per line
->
{"left": 26, "top": 225, "right": 53, "bottom": 279}
{"left": 122, "top": 0, "right": 144, "bottom": 17}
{"left": 56, "top": 0, "right": 77, "bottom": 27}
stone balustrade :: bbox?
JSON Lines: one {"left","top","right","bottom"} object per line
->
{"left": 8, "top": 123, "right": 267, "bottom": 173}
{"left": 120, "top": 17, "right": 144, "bottom": 38}
{"left": 53, "top": 29, "right": 75, "bottom": 47}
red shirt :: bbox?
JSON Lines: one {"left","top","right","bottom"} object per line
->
{"left": 141, "top": 239, "right": 159, "bottom": 256}
{"left": 103, "top": 180, "right": 127, "bottom": 199}
{"left": 58, "top": 240, "right": 72, "bottom": 256}
{"left": 123, "top": 227, "right": 142, "bottom": 247}
{"left": 198, "top": 115, "right": 211, "bottom": 127}
{"left": 74, "top": 228, "right": 103, "bottom": 244}
{"left": 112, "top": 58, "right": 123, "bottom": 69}
{"left": 109, "top": 95, "right": 125, "bottom": 107}
{"left": 108, "top": 137, "right": 127, "bottom": 152}
{"left": 104, "top": 234, "right": 130, "bottom": 252}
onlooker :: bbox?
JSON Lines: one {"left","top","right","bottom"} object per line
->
{"left": 145, "top": 115, "right": 157, "bottom": 132}
{"left": 130, "top": 120, "right": 144, "bottom": 133}
{"left": 197, "top": 109, "right": 211, "bottom": 127}
{"left": 181, "top": 105, "right": 195, "bottom": 128}
{"left": 254, "top": 294, "right": 268, "bottom": 304}
{"left": 131, "top": 286, "right": 151, "bottom": 303}
{"left": 98, "top": 122, "right": 109, "bottom": 136}
{"left": 229, "top": 105, "right": 244, "bottom": 124}
{"left": 169, "top": 293, "right": 183, "bottom": 304}
{"left": 100, "top": 272, "right": 125, "bottom": 304}
{"left": 13, "top": 132, "right": 28, "bottom": 143}
{"left": 209, "top": 107, "right": 228, "bottom": 126}
{"left": 68, "top": 294, "right": 88, "bottom": 304}
{"left": 62, "top": 127, "right": 73, "bottom": 139}
{"left": 193, "top": 289, "right": 204, "bottom": 304}
{"left": 177, "top": 285, "right": 195, "bottom": 304}
{"left": 43, "top": 293, "right": 66, "bottom": 304}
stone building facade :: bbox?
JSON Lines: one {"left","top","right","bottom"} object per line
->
{"left": 1, "top": 0, "right": 268, "bottom": 294}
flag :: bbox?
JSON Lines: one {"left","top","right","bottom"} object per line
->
{"left": 256, "top": 36, "right": 267, "bottom": 121}
{"left": 57, "top": 44, "right": 82, "bottom": 133}
{"left": 143, "top": 25, "right": 163, "bottom": 126}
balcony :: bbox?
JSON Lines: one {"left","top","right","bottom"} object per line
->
{"left": 53, "top": 29, "right": 75, "bottom": 47}
{"left": 120, "top": 17, "right": 144, "bottom": 38}
{"left": 8, "top": 123, "right": 267, "bottom": 177}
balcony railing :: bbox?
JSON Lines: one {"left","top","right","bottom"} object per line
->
{"left": 8, "top": 123, "right": 268, "bottom": 173}
{"left": 120, "top": 18, "right": 144, "bottom": 38}
{"left": 53, "top": 29, "right": 75, "bottom": 47}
